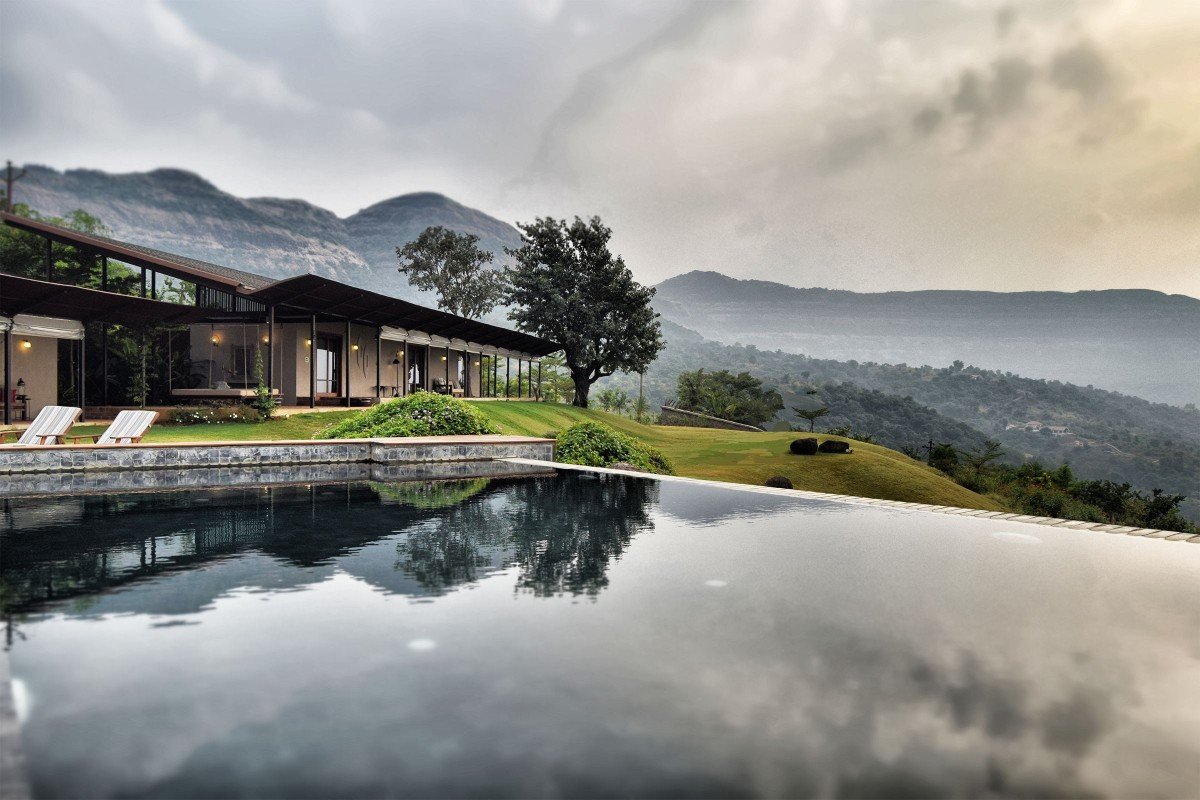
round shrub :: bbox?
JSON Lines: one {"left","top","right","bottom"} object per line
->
{"left": 315, "top": 392, "right": 499, "bottom": 439}
{"left": 556, "top": 421, "right": 674, "bottom": 475}
{"left": 818, "top": 440, "right": 851, "bottom": 454}
{"left": 764, "top": 475, "right": 793, "bottom": 489}
{"left": 790, "top": 437, "right": 819, "bottom": 455}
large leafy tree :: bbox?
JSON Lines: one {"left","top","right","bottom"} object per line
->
{"left": 505, "top": 216, "right": 664, "bottom": 407}
{"left": 396, "top": 225, "right": 507, "bottom": 319}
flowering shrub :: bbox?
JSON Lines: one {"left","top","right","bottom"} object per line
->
{"left": 555, "top": 421, "right": 674, "bottom": 475}
{"left": 169, "top": 405, "right": 252, "bottom": 425}
{"left": 315, "top": 392, "right": 499, "bottom": 439}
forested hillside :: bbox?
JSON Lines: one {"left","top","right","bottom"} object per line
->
{"left": 601, "top": 320, "right": 1200, "bottom": 520}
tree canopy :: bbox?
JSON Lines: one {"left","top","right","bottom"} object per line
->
{"left": 505, "top": 216, "right": 664, "bottom": 407}
{"left": 675, "top": 369, "right": 784, "bottom": 427}
{"left": 396, "top": 225, "right": 506, "bottom": 319}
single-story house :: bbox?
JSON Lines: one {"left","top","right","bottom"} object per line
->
{"left": 1, "top": 212, "right": 558, "bottom": 424}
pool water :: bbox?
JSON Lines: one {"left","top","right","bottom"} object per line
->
{"left": 3, "top": 471, "right": 1199, "bottom": 798}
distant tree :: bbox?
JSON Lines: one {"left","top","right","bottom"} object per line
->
{"left": 928, "top": 442, "right": 959, "bottom": 473}
{"left": 396, "top": 225, "right": 507, "bottom": 319}
{"left": 963, "top": 439, "right": 1006, "bottom": 478}
{"left": 793, "top": 406, "right": 830, "bottom": 432}
{"left": 595, "top": 387, "right": 630, "bottom": 415}
{"left": 505, "top": 216, "right": 664, "bottom": 408}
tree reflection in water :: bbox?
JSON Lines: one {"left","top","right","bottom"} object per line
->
{"left": 395, "top": 474, "right": 658, "bottom": 597}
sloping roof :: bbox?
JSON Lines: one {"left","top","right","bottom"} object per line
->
{"left": 0, "top": 273, "right": 212, "bottom": 325}
{"left": 2, "top": 212, "right": 560, "bottom": 355}
{"left": 1, "top": 212, "right": 274, "bottom": 290}
{"left": 253, "top": 275, "right": 558, "bottom": 356}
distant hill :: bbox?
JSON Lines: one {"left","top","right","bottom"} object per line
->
{"left": 12, "top": 164, "right": 520, "bottom": 305}
{"left": 653, "top": 271, "right": 1200, "bottom": 406}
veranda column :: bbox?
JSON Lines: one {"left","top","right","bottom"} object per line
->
{"left": 505, "top": 357, "right": 511, "bottom": 399}
{"left": 375, "top": 328, "right": 382, "bottom": 402}
{"left": 309, "top": 315, "right": 317, "bottom": 409}
{"left": 344, "top": 319, "right": 352, "bottom": 407}
{"left": 537, "top": 362, "right": 542, "bottom": 401}
{"left": 78, "top": 336, "right": 86, "bottom": 421}
{"left": 266, "top": 306, "right": 275, "bottom": 393}
{"left": 402, "top": 341, "right": 409, "bottom": 396}
{"left": 3, "top": 329, "right": 11, "bottom": 425}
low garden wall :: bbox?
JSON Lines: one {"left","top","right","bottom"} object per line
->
{"left": 658, "top": 405, "right": 765, "bottom": 433}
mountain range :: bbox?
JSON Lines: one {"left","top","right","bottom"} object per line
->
{"left": 11, "top": 164, "right": 1199, "bottom": 406}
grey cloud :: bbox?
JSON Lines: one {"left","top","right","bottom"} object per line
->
{"left": 991, "top": 57, "right": 1035, "bottom": 115}
{"left": 996, "top": 5, "right": 1018, "bottom": 38}
{"left": 1050, "top": 40, "right": 1112, "bottom": 100}
{"left": 913, "top": 107, "right": 944, "bottom": 136}
{"left": 822, "top": 125, "right": 888, "bottom": 172}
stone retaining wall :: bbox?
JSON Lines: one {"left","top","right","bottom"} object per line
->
{"left": 2, "top": 459, "right": 558, "bottom": 498}
{"left": 659, "top": 406, "right": 765, "bottom": 433}
{"left": 0, "top": 436, "right": 554, "bottom": 478}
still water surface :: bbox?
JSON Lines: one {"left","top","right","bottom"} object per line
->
{"left": 3, "top": 472, "right": 1199, "bottom": 798}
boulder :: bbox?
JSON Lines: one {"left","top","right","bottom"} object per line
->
{"left": 790, "top": 438, "right": 819, "bottom": 455}
{"left": 818, "top": 440, "right": 851, "bottom": 453}
{"left": 764, "top": 475, "right": 794, "bottom": 489}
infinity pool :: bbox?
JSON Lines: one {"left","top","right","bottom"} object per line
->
{"left": 2, "top": 470, "right": 1198, "bottom": 798}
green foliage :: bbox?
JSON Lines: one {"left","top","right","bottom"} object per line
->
{"left": 396, "top": 225, "right": 507, "bottom": 319}
{"left": 555, "top": 421, "right": 674, "bottom": 475}
{"left": 595, "top": 387, "right": 630, "bottom": 415}
{"left": 250, "top": 349, "right": 278, "bottom": 420}
{"left": 315, "top": 392, "right": 500, "bottom": 439}
{"left": 505, "top": 216, "right": 664, "bottom": 407}
{"left": 537, "top": 353, "right": 575, "bottom": 403}
{"left": 928, "top": 442, "right": 960, "bottom": 473}
{"left": 793, "top": 406, "right": 830, "bottom": 432}
{"left": 675, "top": 369, "right": 783, "bottom": 427}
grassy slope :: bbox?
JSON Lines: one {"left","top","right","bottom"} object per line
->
{"left": 64, "top": 402, "right": 1001, "bottom": 510}
{"left": 473, "top": 402, "right": 1002, "bottom": 511}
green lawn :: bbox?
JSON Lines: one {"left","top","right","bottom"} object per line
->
{"left": 64, "top": 401, "right": 1002, "bottom": 511}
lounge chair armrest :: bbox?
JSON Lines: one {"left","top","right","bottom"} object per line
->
{"left": 62, "top": 434, "right": 102, "bottom": 444}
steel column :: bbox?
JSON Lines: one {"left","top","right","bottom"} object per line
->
{"left": 3, "top": 329, "right": 10, "bottom": 425}
{"left": 78, "top": 336, "right": 86, "bottom": 422}
{"left": 266, "top": 306, "right": 275, "bottom": 393}
{"left": 345, "top": 319, "right": 352, "bottom": 407}
{"left": 402, "top": 341, "right": 409, "bottom": 396}
{"left": 505, "top": 357, "right": 511, "bottom": 399}
{"left": 309, "top": 315, "right": 317, "bottom": 409}
{"left": 375, "top": 328, "right": 382, "bottom": 401}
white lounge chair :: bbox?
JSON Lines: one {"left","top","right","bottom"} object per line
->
{"left": 0, "top": 405, "right": 83, "bottom": 445}
{"left": 63, "top": 410, "right": 159, "bottom": 445}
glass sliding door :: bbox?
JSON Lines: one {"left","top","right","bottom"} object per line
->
{"left": 315, "top": 334, "right": 340, "bottom": 395}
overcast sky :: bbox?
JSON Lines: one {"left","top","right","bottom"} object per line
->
{"left": 1, "top": 0, "right": 1197, "bottom": 296}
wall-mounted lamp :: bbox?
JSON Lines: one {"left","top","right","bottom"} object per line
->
{"left": 210, "top": 335, "right": 220, "bottom": 346}
{"left": 20, "top": 339, "right": 32, "bottom": 350}
{"left": 440, "top": 355, "right": 447, "bottom": 361}
{"left": 305, "top": 338, "right": 312, "bottom": 346}
{"left": 351, "top": 343, "right": 360, "bottom": 352}
{"left": 262, "top": 335, "right": 270, "bottom": 344}
{"left": 474, "top": 361, "right": 480, "bottom": 367}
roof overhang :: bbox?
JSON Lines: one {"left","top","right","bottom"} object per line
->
{"left": 1, "top": 273, "right": 213, "bottom": 326}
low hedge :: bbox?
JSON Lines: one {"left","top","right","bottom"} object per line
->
{"left": 555, "top": 421, "right": 674, "bottom": 475}
{"left": 315, "top": 392, "right": 499, "bottom": 439}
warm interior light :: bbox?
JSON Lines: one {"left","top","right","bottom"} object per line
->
{"left": 262, "top": 335, "right": 270, "bottom": 344}
{"left": 474, "top": 361, "right": 480, "bottom": 366}
{"left": 20, "top": 339, "right": 32, "bottom": 350}
{"left": 305, "top": 339, "right": 312, "bottom": 346}
{"left": 352, "top": 343, "right": 359, "bottom": 351}
{"left": 441, "top": 356, "right": 447, "bottom": 361}
{"left": 210, "top": 335, "right": 219, "bottom": 346}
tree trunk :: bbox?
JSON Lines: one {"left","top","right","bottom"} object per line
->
{"left": 572, "top": 370, "right": 590, "bottom": 407}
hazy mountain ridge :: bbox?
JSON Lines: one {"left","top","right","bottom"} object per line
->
{"left": 14, "top": 165, "right": 520, "bottom": 303}
{"left": 653, "top": 271, "right": 1200, "bottom": 406}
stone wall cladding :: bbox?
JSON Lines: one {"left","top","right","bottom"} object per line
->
{"left": 0, "top": 437, "right": 555, "bottom": 480}
{"left": 659, "top": 406, "right": 765, "bottom": 433}
{"left": 2, "top": 459, "right": 557, "bottom": 498}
